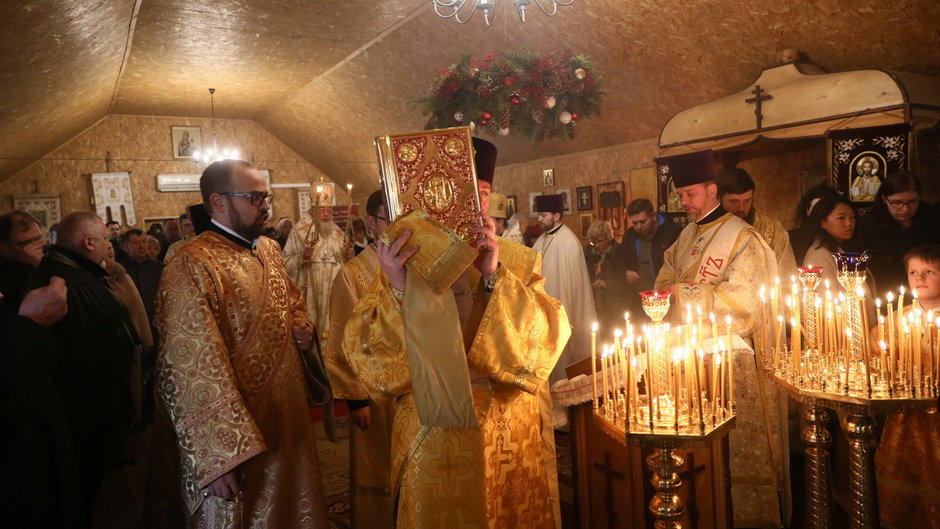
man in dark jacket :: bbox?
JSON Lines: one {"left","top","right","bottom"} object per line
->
{"left": 0, "top": 210, "right": 45, "bottom": 309}
{"left": 24, "top": 211, "right": 139, "bottom": 510}
{"left": 621, "top": 198, "right": 682, "bottom": 318}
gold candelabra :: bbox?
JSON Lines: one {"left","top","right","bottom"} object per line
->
{"left": 758, "top": 252, "right": 939, "bottom": 529}
{"left": 591, "top": 289, "right": 736, "bottom": 529}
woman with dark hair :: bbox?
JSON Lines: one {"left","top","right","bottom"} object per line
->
{"left": 788, "top": 184, "right": 840, "bottom": 264}
{"left": 855, "top": 170, "right": 934, "bottom": 297}
{"left": 802, "top": 193, "right": 876, "bottom": 297}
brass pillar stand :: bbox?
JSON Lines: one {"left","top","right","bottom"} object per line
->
{"left": 801, "top": 405, "right": 832, "bottom": 529}
{"left": 842, "top": 411, "right": 879, "bottom": 529}
{"left": 647, "top": 447, "right": 685, "bottom": 529}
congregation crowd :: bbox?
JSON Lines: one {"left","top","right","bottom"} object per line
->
{"left": 1, "top": 143, "right": 938, "bottom": 529}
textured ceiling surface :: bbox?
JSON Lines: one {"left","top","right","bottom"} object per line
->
{"left": 2, "top": 0, "right": 939, "bottom": 188}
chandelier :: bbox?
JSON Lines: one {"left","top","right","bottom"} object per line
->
{"left": 193, "top": 88, "right": 240, "bottom": 164}
{"left": 431, "top": 0, "right": 574, "bottom": 26}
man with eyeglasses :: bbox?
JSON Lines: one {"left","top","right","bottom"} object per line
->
{"left": 0, "top": 210, "right": 45, "bottom": 309}
{"left": 154, "top": 160, "right": 328, "bottom": 528}
{"left": 284, "top": 183, "right": 348, "bottom": 353}
{"left": 25, "top": 211, "right": 139, "bottom": 513}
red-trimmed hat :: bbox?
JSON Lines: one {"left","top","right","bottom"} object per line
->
{"left": 473, "top": 137, "right": 497, "bottom": 185}
{"left": 534, "top": 194, "right": 564, "bottom": 214}
{"left": 657, "top": 149, "right": 716, "bottom": 188}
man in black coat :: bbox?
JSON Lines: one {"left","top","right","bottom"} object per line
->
{"left": 1, "top": 277, "right": 86, "bottom": 528}
{"left": 620, "top": 198, "right": 683, "bottom": 318}
{"left": 24, "top": 211, "right": 140, "bottom": 509}
{"left": 0, "top": 210, "right": 45, "bottom": 310}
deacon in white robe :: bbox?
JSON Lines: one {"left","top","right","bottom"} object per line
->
{"left": 532, "top": 194, "right": 596, "bottom": 383}
{"left": 655, "top": 150, "right": 790, "bottom": 529}
{"left": 284, "top": 186, "right": 349, "bottom": 350}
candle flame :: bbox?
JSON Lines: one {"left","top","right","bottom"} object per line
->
{"left": 879, "top": 340, "right": 887, "bottom": 350}
{"left": 900, "top": 286, "right": 906, "bottom": 295}
{"left": 887, "top": 292, "right": 895, "bottom": 303}
{"left": 591, "top": 322, "right": 598, "bottom": 333}
{"left": 614, "top": 329, "right": 622, "bottom": 338}
{"left": 346, "top": 183, "right": 353, "bottom": 190}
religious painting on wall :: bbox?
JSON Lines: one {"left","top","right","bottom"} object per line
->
{"left": 596, "top": 180, "right": 625, "bottom": 238}
{"left": 576, "top": 185, "right": 593, "bottom": 211}
{"left": 505, "top": 194, "right": 517, "bottom": 217}
{"left": 528, "top": 191, "right": 542, "bottom": 217}
{"left": 91, "top": 172, "right": 136, "bottom": 226}
{"left": 827, "top": 123, "right": 911, "bottom": 205}
{"left": 579, "top": 213, "right": 593, "bottom": 239}
{"left": 557, "top": 188, "right": 572, "bottom": 214}
{"left": 543, "top": 169, "right": 555, "bottom": 187}
{"left": 13, "top": 194, "right": 60, "bottom": 240}
{"left": 171, "top": 126, "right": 202, "bottom": 159}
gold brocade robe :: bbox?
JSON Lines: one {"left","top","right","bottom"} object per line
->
{"left": 284, "top": 216, "right": 347, "bottom": 348}
{"left": 343, "top": 239, "right": 570, "bottom": 529}
{"left": 155, "top": 231, "right": 327, "bottom": 528}
{"left": 753, "top": 210, "right": 797, "bottom": 280}
{"left": 325, "top": 245, "right": 395, "bottom": 529}
{"left": 656, "top": 212, "right": 789, "bottom": 528}
{"left": 875, "top": 305, "right": 940, "bottom": 528}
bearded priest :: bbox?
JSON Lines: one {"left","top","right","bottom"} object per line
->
{"left": 154, "top": 160, "right": 328, "bottom": 528}
{"left": 654, "top": 149, "right": 790, "bottom": 528}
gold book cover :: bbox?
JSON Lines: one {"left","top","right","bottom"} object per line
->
{"left": 379, "top": 209, "right": 478, "bottom": 295}
{"left": 374, "top": 126, "right": 483, "bottom": 242}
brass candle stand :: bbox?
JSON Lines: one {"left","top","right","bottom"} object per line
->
{"left": 758, "top": 255, "right": 940, "bottom": 529}
{"left": 591, "top": 290, "right": 737, "bottom": 529}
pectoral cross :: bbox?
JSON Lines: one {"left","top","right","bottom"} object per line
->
{"left": 593, "top": 451, "right": 625, "bottom": 528}
{"left": 745, "top": 85, "right": 772, "bottom": 129}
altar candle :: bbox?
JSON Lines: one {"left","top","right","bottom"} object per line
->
{"left": 771, "top": 282, "right": 779, "bottom": 349}
{"left": 672, "top": 352, "right": 681, "bottom": 432}
{"left": 345, "top": 183, "right": 353, "bottom": 233}
{"left": 591, "top": 322, "right": 598, "bottom": 407}
{"left": 876, "top": 298, "right": 885, "bottom": 344}
{"left": 692, "top": 351, "right": 704, "bottom": 430}
{"left": 887, "top": 292, "right": 896, "bottom": 361}
{"left": 600, "top": 345, "right": 609, "bottom": 409}
{"left": 712, "top": 350, "right": 722, "bottom": 419}
{"left": 759, "top": 286, "right": 768, "bottom": 355}
{"left": 710, "top": 313, "right": 718, "bottom": 344}
{"left": 858, "top": 287, "right": 873, "bottom": 395}
{"left": 615, "top": 329, "right": 628, "bottom": 397}
{"left": 775, "top": 315, "right": 785, "bottom": 368}
{"left": 844, "top": 328, "right": 853, "bottom": 394}
{"left": 915, "top": 308, "right": 923, "bottom": 389}
{"left": 815, "top": 297, "right": 824, "bottom": 353}
{"left": 723, "top": 315, "right": 733, "bottom": 405}
{"left": 880, "top": 341, "right": 889, "bottom": 385}
{"left": 624, "top": 312, "right": 631, "bottom": 333}
{"left": 899, "top": 286, "right": 906, "bottom": 330}
{"left": 697, "top": 305, "right": 703, "bottom": 340}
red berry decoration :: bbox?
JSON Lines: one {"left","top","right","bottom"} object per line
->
{"left": 480, "top": 118, "right": 489, "bottom": 125}
{"left": 482, "top": 111, "right": 493, "bottom": 119}
{"left": 503, "top": 76, "right": 515, "bottom": 86}
{"left": 509, "top": 93, "right": 522, "bottom": 105}
{"left": 571, "top": 112, "right": 579, "bottom": 120}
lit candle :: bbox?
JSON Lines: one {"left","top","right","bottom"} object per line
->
{"left": 346, "top": 183, "right": 353, "bottom": 235}
{"left": 759, "top": 286, "right": 768, "bottom": 356}
{"left": 725, "top": 315, "right": 734, "bottom": 408}
{"left": 591, "top": 322, "right": 598, "bottom": 407}
{"left": 775, "top": 315, "right": 785, "bottom": 369}
{"left": 713, "top": 350, "right": 723, "bottom": 417}
{"left": 844, "top": 328, "right": 852, "bottom": 394}
{"left": 601, "top": 345, "right": 609, "bottom": 410}
{"left": 887, "top": 292, "right": 896, "bottom": 361}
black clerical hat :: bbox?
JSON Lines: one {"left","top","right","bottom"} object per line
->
{"left": 658, "top": 149, "right": 716, "bottom": 188}
{"left": 534, "top": 194, "right": 565, "bottom": 214}
{"left": 473, "top": 137, "right": 497, "bottom": 185}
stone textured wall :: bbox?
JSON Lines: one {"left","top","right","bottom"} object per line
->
{"left": 0, "top": 114, "right": 333, "bottom": 229}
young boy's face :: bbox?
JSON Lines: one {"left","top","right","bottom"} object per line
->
{"left": 908, "top": 257, "right": 940, "bottom": 303}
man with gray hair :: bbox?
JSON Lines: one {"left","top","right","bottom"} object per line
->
{"left": 25, "top": 211, "right": 139, "bottom": 511}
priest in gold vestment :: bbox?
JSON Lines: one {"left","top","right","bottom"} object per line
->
{"left": 155, "top": 160, "right": 328, "bottom": 528}
{"left": 717, "top": 167, "right": 798, "bottom": 279}
{"left": 325, "top": 189, "right": 394, "bottom": 529}
{"left": 655, "top": 151, "right": 789, "bottom": 528}
{"left": 284, "top": 185, "right": 349, "bottom": 350}
{"left": 343, "top": 139, "right": 570, "bottom": 529}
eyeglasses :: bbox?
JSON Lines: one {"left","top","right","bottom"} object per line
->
{"left": 886, "top": 198, "right": 919, "bottom": 209}
{"left": 221, "top": 192, "right": 274, "bottom": 207}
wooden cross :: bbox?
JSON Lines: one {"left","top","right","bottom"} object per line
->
{"left": 677, "top": 451, "right": 708, "bottom": 521}
{"left": 593, "top": 451, "right": 625, "bottom": 528}
{"left": 745, "top": 85, "right": 773, "bottom": 129}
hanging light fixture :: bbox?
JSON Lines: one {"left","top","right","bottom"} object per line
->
{"left": 193, "top": 88, "right": 240, "bottom": 164}
{"left": 432, "top": 0, "right": 574, "bottom": 25}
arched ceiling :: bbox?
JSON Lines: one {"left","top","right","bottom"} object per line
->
{"left": 2, "top": 0, "right": 939, "bottom": 190}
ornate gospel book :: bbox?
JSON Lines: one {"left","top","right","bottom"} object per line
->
{"left": 374, "top": 126, "right": 483, "bottom": 293}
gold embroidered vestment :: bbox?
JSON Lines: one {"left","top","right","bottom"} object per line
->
{"left": 155, "top": 231, "right": 327, "bottom": 528}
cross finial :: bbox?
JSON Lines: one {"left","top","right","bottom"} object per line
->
{"left": 745, "top": 85, "right": 773, "bottom": 129}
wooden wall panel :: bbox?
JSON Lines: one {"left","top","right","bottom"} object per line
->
{"left": 0, "top": 115, "right": 333, "bottom": 230}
